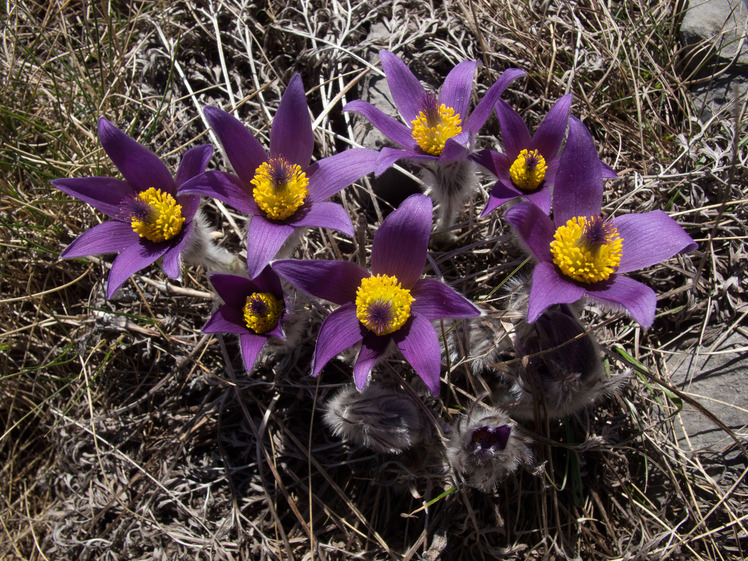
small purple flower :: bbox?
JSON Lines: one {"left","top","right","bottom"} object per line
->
{"left": 344, "top": 50, "right": 526, "bottom": 175}
{"left": 505, "top": 117, "right": 697, "bottom": 328}
{"left": 202, "top": 267, "right": 287, "bottom": 371}
{"left": 52, "top": 117, "right": 212, "bottom": 298}
{"left": 180, "top": 74, "right": 379, "bottom": 278}
{"left": 272, "top": 194, "right": 480, "bottom": 394}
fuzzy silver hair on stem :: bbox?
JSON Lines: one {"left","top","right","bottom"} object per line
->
{"left": 323, "top": 384, "right": 429, "bottom": 454}
{"left": 421, "top": 159, "right": 479, "bottom": 232}
{"left": 182, "top": 209, "right": 244, "bottom": 273}
{"left": 446, "top": 406, "right": 532, "bottom": 491}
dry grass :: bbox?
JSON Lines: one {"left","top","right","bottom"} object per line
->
{"left": 1, "top": 0, "right": 746, "bottom": 559}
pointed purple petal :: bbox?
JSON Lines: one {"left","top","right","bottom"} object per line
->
{"left": 439, "top": 60, "right": 477, "bottom": 120}
{"left": 394, "top": 314, "right": 442, "bottom": 395}
{"left": 380, "top": 50, "right": 426, "bottom": 123}
{"left": 524, "top": 187, "right": 552, "bottom": 215}
{"left": 481, "top": 180, "right": 522, "bottom": 216}
{"left": 371, "top": 194, "right": 431, "bottom": 289}
{"left": 175, "top": 145, "right": 213, "bottom": 187}
{"left": 240, "top": 333, "right": 269, "bottom": 371}
{"left": 587, "top": 275, "right": 657, "bottom": 328}
{"left": 203, "top": 304, "right": 248, "bottom": 335}
{"left": 161, "top": 219, "right": 194, "bottom": 279}
{"left": 375, "top": 147, "right": 435, "bottom": 176}
{"left": 61, "top": 220, "right": 138, "bottom": 258}
{"left": 411, "top": 278, "right": 480, "bottom": 320}
{"left": 602, "top": 162, "right": 618, "bottom": 178}
{"left": 209, "top": 273, "right": 257, "bottom": 308}
{"left": 97, "top": 117, "right": 175, "bottom": 194}
{"left": 53, "top": 177, "right": 136, "bottom": 219}
{"left": 312, "top": 303, "right": 365, "bottom": 377}
{"left": 250, "top": 266, "right": 284, "bottom": 295}
{"left": 270, "top": 74, "right": 314, "bottom": 167}
{"left": 612, "top": 210, "right": 697, "bottom": 274}
{"left": 106, "top": 241, "right": 169, "bottom": 298}
{"left": 176, "top": 193, "right": 200, "bottom": 221}
{"left": 204, "top": 106, "right": 267, "bottom": 184}
{"left": 353, "top": 333, "right": 391, "bottom": 390}
{"left": 246, "top": 217, "right": 295, "bottom": 279}
{"left": 439, "top": 135, "right": 470, "bottom": 163}
{"left": 290, "top": 202, "right": 354, "bottom": 237}
{"left": 344, "top": 100, "right": 418, "bottom": 150}
{"left": 494, "top": 99, "right": 531, "bottom": 160}
{"left": 307, "top": 148, "right": 379, "bottom": 202}
{"left": 527, "top": 263, "right": 585, "bottom": 323}
{"left": 272, "top": 259, "right": 368, "bottom": 305}
{"left": 505, "top": 202, "right": 555, "bottom": 262}
{"left": 179, "top": 171, "right": 257, "bottom": 215}
{"left": 465, "top": 68, "right": 526, "bottom": 133}
{"left": 529, "top": 94, "right": 571, "bottom": 159}
{"left": 553, "top": 117, "right": 603, "bottom": 225}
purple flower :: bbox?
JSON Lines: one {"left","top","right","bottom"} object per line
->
{"left": 180, "top": 74, "right": 379, "bottom": 278}
{"left": 344, "top": 50, "right": 526, "bottom": 175}
{"left": 202, "top": 267, "right": 287, "bottom": 371}
{"left": 505, "top": 117, "right": 697, "bottom": 328}
{"left": 272, "top": 194, "right": 480, "bottom": 394}
{"left": 476, "top": 95, "right": 617, "bottom": 216}
{"left": 52, "top": 117, "right": 212, "bottom": 298}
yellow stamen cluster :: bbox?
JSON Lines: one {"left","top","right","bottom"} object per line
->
{"left": 355, "top": 274, "right": 414, "bottom": 336}
{"left": 410, "top": 104, "right": 463, "bottom": 156}
{"left": 509, "top": 149, "right": 547, "bottom": 192}
{"left": 251, "top": 158, "right": 309, "bottom": 221}
{"left": 130, "top": 187, "right": 185, "bottom": 243}
{"left": 243, "top": 292, "right": 284, "bottom": 334}
{"left": 550, "top": 216, "right": 623, "bottom": 284}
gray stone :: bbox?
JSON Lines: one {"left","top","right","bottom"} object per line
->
{"left": 681, "top": 0, "right": 748, "bottom": 67}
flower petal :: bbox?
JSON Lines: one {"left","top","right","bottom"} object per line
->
{"left": 179, "top": 171, "right": 257, "bottom": 215}
{"left": 176, "top": 193, "right": 200, "bottom": 222}
{"left": 52, "top": 176, "right": 136, "bottom": 219}
{"left": 240, "top": 333, "right": 269, "bottom": 371}
{"left": 175, "top": 144, "right": 213, "bottom": 188}
{"left": 97, "top": 117, "right": 175, "bottom": 194}
{"left": 371, "top": 193, "right": 431, "bottom": 289}
{"left": 380, "top": 50, "right": 426, "bottom": 123}
{"left": 353, "top": 333, "right": 391, "bottom": 390}
{"left": 203, "top": 303, "right": 249, "bottom": 335}
{"left": 375, "top": 147, "right": 435, "bottom": 176}
{"left": 524, "top": 187, "right": 552, "bottom": 215}
{"left": 209, "top": 273, "right": 257, "bottom": 308}
{"left": 312, "top": 303, "right": 365, "bottom": 377}
{"left": 246, "top": 216, "right": 295, "bottom": 279}
{"left": 439, "top": 135, "right": 470, "bottom": 163}
{"left": 481, "top": 180, "right": 522, "bottom": 217}
{"left": 465, "top": 68, "right": 526, "bottom": 133}
{"left": 250, "top": 266, "right": 284, "bottom": 295}
{"left": 439, "top": 60, "right": 477, "bottom": 120}
{"left": 553, "top": 117, "right": 603, "bottom": 225}
{"left": 290, "top": 202, "right": 354, "bottom": 237}
{"left": 344, "top": 100, "right": 418, "bottom": 150}
{"left": 471, "top": 149, "right": 510, "bottom": 179}
{"left": 204, "top": 106, "right": 267, "bottom": 184}
{"left": 306, "top": 148, "right": 379, "bottom": 202}
{"left": 530, "top": 94, "right": 571, "bottom": 159}
{"left": 505, "top": 202, "right": 555, "bottom": 262}
{"left": 411, "top": 278, "right": 480, "bottom": 320}
{"left": 272, "top": 259, "right": 368, "bottom": 305}
{"left": 527, "top": 262, "right": 586, "bottom": 323}
{"left": 494, "top": 99, "right": 531, "bottom": 160}
{"left": 61, "top": 220, "right": 138, "bottom": 258}
{"left": 587, "top": 275, "right": 657, "bottom": 328}
{"left": 106, "top": 240, "right": 169, "bottom": 298}
{"left": 161, "top": 219, "right": 193, "bottom": 279}
{"left": 394, "top": 314, "right": 442, "bottom": 395}
{"left": 270, "top": 74, "right": 314, "bottom": 167}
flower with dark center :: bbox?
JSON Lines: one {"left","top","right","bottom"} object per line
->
{"left": 52, "top": 118, "right": 212, "bottom": 298}
{"left": 272, "top": 194, "right": 480, "bottom": 394}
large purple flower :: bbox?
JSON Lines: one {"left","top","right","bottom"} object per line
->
{"left": 180, "top": 74, "right": 378, "bottom": 278}
{"left": 53, "top": 118, "right": 212, "bottom": 298}
{"left": 505, "top": 117, "right": 696, "bottom": 328}
{"left": 272, "top": 194, "right": 480, "bottom": 394}
{"left": 344, "top": 50, "right": 526, "bottom": 175}
{"left": 203, "top": 267, "right": 287, "bottom": 371}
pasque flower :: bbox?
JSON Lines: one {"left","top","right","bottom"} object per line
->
{"left": 53, "top": 117, "right": 212, "bottom": 298}
{"left": 202, "top": 266, "right": 287, "bottom": 371}
{"left": 272, "top": 194, "right": 480, "bottom": 394}
{"left": 505, "top": 117, "right": 697, "bottom": 327}
{"left": 344, "top": 50, "right": 525, "bottom": 175}
{"left": 180, "top": 74, "right": 378, "bottom": 278}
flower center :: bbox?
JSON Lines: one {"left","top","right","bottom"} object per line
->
{"left": 550, "top": 216, "right": 623, "bottom": 284}
{"left": 472, "top": 425, "right": 511, "bottom": 453}
{"left": 410, "top": 93, "right": 463, "bottom": 156}
{"left": 509, "top": 149, "right": 547, "bottom": 192}
{"left": 130, "top": 187, "right": 185, "bottom": 243}
{"left": 243, "top": 292, "right": 284, "bottom": 334}
{"left": 355, "top": 274, "right": 414, "bottom": 336}
{"left": 251, "top": 157, "right": 309, "bottom": 221}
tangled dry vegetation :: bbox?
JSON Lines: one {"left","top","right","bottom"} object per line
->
{"left": 1, "top": 0, "right": 746, "bottom": 559}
